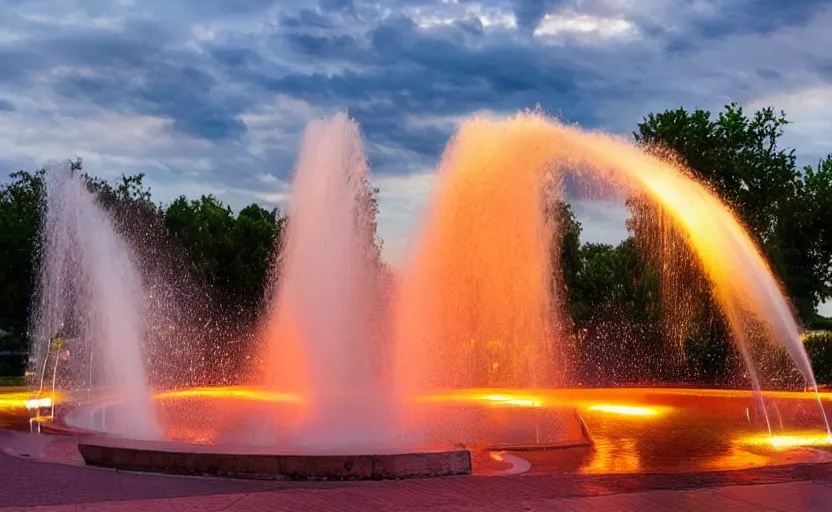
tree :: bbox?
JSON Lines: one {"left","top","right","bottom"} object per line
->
{"left": 634, "top": 103, "right": 799, "bottom": 247}
{"left": 628, "top": 103, "right": 832, "bottom": 381}
{"left": 567, "top": 238, "right": 668, "bottom": 384}
{"left": 633, "top": 103, "right": 831, "bottom": 321}
{"left": 552, "top": 202, "right": 581, "bottom": 298}
{"left": 233, "top": 204, "right": 286, "bottom": 310}
{"left": 807, "top": 157, "right": 832, "bottom": 306}
{"left": 0, "top": 161, "right": 285, "bottom": 378}
{"left": 569, "top": 239, "right": 659, "bottom": 327}
{"left": 163, "top": 195, "right": 285, "bottom": 313}
{"left": 764, "top": 155, "right": 832, "bottom": 322}
{"left": 86, "top": 172, "right": 155, "bottom": 210}
{"left": 164, "top": 195, "right": 238, "bottom": 292}
{"left": 0, "top": 170, "right": 45, "bottom": 339}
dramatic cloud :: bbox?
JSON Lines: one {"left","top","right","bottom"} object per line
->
{"left": 0, "top": 0, "right": 830, "bottom": 275}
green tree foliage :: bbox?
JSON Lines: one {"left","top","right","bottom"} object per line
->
{"left": 0, "top": 170, "right": 44, "bottom": 336}
{"left": 570, "top": 239, "right": 659, "bottom": 326}
{"left": 557, "top": 103, "right": 830, "bottom": 384}
{"left": 163, "top": 195, "right": 285, "bottom": 313}
{"left": 634, "top": 103, "right": 799, "bottom": 246}
{"left": 565, "top": 238, "right": 671, "bottom": 385}
{"left": 552, "top": 201, "right": 581, "bottom": 297}
{"left": 635, "top": 103, "right": 832, "bottom": 322}
{"left": 804, "top": 332, "right": 832, "bottom": 385}
{"left": 0, "top": 169, "right": 47, "bottom": 373}
{"left": 772, "top": 157, "right": 832, "bottom": 320}
{"left": 1, "top": 102, "right": 829, "bottom": 385}
{"left": 0, "top": 163, "right": 290, "bottom": 377}
{"left": 86, "top": 172, "right": 156, "bottom": 212}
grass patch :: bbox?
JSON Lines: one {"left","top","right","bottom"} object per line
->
{"left": 0, "top": 376, "right": 25, "bottom": 386}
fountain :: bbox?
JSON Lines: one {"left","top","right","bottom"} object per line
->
{"left": 67, "top": 114, "right": 471, "bottom": 480}
{"left": 395, "top": 117, "right": 559, "bottom": 393}
{"left": 29, "top": 163, "right": 160, "bottom": 440}
{"left": 494, "top": 113, "right": 830, "bottom": 436}
{"left": 392, "top": 112, "right": 827, "bottom": 448}
{"left": 260, "top": 112, "right": 398, "bottom": 452}
{"left": 393, "top": 115, "right": 585, "bottom": 448}
{"left": 26, "top": 112, "right": 831, "bottom": 481}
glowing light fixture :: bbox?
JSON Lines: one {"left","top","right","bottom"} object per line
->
{"left": 24, "top": 397, "right": 52, "bottom": 410}
{"left": 0, "top": 391, "right": 63, "bottom": 412}
{"left": 154, "top": 386, "right": 302, "bottom": 403}
{"left": 586, "top": 404, "right": 663, "bottom": 416}
{"left": 479, "top": 394, "right": 541, "bottom": 407}
{"left": 741, "top": 432, "right": 832, "bottom": 449}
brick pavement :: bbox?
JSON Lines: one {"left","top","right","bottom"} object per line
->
{"left": 2, "top": 428, "right": 832, "bottom": 511}
{"left": 2, "top": 446, "right": 832, "bottom": 511}
{"left": 1, "top": 481, "right": 831, "bottom": 511}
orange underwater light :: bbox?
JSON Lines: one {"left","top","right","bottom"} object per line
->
{"left": 584, "top": 404, "right": 667, "bottom": 417}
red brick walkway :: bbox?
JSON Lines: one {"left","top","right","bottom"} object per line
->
{"left": 2, "top": 430, "right": 832, "bottom": 511}
{"left": 1, "top": 478, "right": 831, "bottom": 511}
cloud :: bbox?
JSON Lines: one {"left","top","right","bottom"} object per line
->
{"left": 747, "top": 84, "right": 832, "bottom": 166}
{"left": 0, "top": 0, "right": 830, "bottom": 259}
{"left": 684, "top": 0, "right": 829, "bottom": 39}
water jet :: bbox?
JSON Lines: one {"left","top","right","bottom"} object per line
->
{"left": 23, "top": 112, "right": 832, "bottom": 481}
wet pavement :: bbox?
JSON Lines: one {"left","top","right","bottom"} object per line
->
{"left": 0, "top": 436, "right": 831, "bottom": 511}
{"left": 2, "top": 481, "right": 832, "bottom": 511}
{"left": 3, "top": 386, "right": 832, "bottom": 510}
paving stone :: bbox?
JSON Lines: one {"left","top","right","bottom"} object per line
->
{"left": 3, "top": 482, "right": 831, "bottom": 512}
{"left": 714, "top": 482, "right": 832, "bottom": 511}
{"left": 3, "top": 429, "right": 832, "bottom": 511}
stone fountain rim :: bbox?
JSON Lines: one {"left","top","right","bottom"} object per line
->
{"left": 76, "top": 432, "right": 467, "bottom": 457}
{"left": 76, "top": 433, "right": 473, "bottom": 480}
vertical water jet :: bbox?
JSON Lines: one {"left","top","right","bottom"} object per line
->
{"left": 396, "top": 117, "right": 562, "bottom": 399}
{"left": 30, "top": 164, "right": 160, "bottom": 440}
{"left": 262, "top": 113, "right": 394, "bottom": 451}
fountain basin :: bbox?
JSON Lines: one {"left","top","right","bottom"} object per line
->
{"left": 62, "top": 387, "right": 592, "bottom": 453}
{"left": 15, "top": 386, "right": 831, "bottom": 478}
{"left": 57, "top": 386, "right": 589, "bottom": 479}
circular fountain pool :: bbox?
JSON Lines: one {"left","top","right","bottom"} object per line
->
{"left": 30, "top": 386, "right": 832, "bottom": 479}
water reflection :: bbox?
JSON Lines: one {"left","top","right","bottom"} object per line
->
{"left": 2, "top": 386, "right": 830, "bottom": 475}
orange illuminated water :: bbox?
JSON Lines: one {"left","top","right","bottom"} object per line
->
{"left": 4, "top": 385, "right": 829, "bottom": 473}
{"left": 395, "top": 112, "right": 829, "bottom": 438}
{"left": 395, "top": 118, "right": 561, "bottom": 397}
{"left": 417, "top": 387, "right": 832, "bottom": 474}
{"left": 14, "top": 113, "right": 830, "bottom": 459}
{"left": 252, "top": 111, "right": 828, "bottom": 451}
{"left": 260, "top": 114, "right": 395, "bottom": 450}
{"left": 149, "top": 385, "right": 828, "bottom": 472}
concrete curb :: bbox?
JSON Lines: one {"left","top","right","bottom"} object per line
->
{"left": 77, "top": 439, "right": 472, "bottom": 480}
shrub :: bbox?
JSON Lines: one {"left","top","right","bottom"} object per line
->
{"left": 809, "top": 315, "right": 832, "bottom": 332}
{"left": 804, "top": 331, "right": 832, "bottom": 385}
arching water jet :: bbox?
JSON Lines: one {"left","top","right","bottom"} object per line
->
{"left": 397, "top": 112, "right": 828, "bottom": 439}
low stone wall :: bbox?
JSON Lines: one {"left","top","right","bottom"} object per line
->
{"left": 77, "top": 439, "right": 472, "bottom": 480}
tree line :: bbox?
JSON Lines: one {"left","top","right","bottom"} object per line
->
{"left": 0, "top": 166, "right": 289, "bottom": 377}
{"left": 554, "top": 103, "right": 832, "bottom": 386}
{"left": 1, "top": 103, "right": 830, "bottom": 383}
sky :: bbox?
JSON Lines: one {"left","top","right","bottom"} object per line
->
{"left": 0, "top": 0, "right": 830, "bottom": 310}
